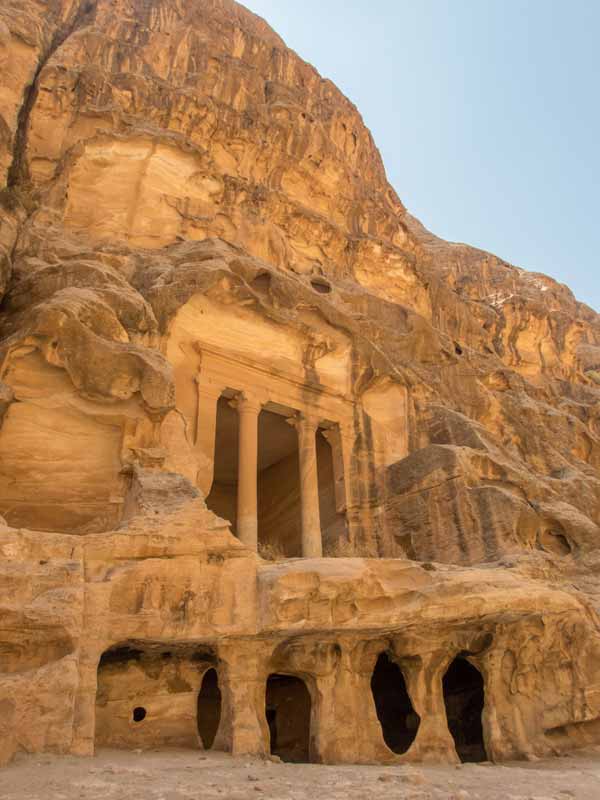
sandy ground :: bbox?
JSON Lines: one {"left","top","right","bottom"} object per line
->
{"left": 2, "top": 748, "right": 600, "bottom": 800}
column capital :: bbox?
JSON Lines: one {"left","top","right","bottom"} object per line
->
{"left": 229, "top": 390, "right": 265, "bottom": 415}
{"left": 194, "top": 376, "right": 224, "bottom": 397}
{"left": 320, "top": 426, "right": 338, "bottom": 443}
{"left": 322, "top": 423, "right": 354, "bottom": 442}
{"left": 286, "top": 412, "right": 321, "bottom": 433}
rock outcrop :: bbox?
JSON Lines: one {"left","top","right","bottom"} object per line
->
{"left": 1, "top": 0, "right": 599, "bottom": 769}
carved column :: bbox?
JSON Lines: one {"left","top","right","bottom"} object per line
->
{"left": 332, "top": 422, "right": 362, "bottom": 549}
{"left": 194, "top": 377, "right": 223, "bottom": 496}
{"left": 292, "top": 414, "right": 323, "bottom": 558}
{"left": 70, "top": 646, "right": 102, "bottom": 756}
{"left": 322, "top": 425, "right": 348, "bottom": 513}
{"left": 231, "top": 392, "right": 262, "bottom": 551}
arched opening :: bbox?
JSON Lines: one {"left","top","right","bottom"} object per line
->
{"left": 197, "top": 668, "right": 222, "bottom": 750}
{"left": 370, "top": 652, "right": 420, "bottom": 754}
{"left": 442, "top": 657, "right": 486, "bottom": 762}
{"left": 265, "top": 674, "right": 311, "bottom": 762}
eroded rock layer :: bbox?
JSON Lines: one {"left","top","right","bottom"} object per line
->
{"left": 1, "top": 0, "right": 599, "bottom": 768}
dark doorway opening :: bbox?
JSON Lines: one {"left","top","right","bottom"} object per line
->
{"left": 442, "top": 657, "right": 486, "bottom": 762}
{"left": 257, "top": 409, "right": 302, "bottom": 558}
{"left": 206, "top": 396, "right": 239, "bottom": 531}
{"left": 197, "top": 668, "right": 222, "bottom": 750}
{"left": 265, "top": 673, "right": 311, "bottom": 762}
{"left": 370, "top": 652, "right": 420, "bottom": 754}
{"left": 96, "top": 643, "right": 218, "bottom": 750}
{"left": 206, "top": 398, "right": 303, "bottom": 557}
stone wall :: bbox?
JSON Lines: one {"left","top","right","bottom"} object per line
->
{"left": 1, "top": 0, "right": 600, "bottom": 770}
{"left": 2, "top": 497, "right": 600, "bottom": 767}
{"left": 96, "top": 648, "right": 217, "bottom": 750}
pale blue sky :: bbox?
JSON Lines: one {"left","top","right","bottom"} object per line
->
{"left": 242, "top": 1, "right": 600, "bottom": 311}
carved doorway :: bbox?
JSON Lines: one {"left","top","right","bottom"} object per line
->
{"left": 265, "top": 673, "right": 312, "bottom": 762}
{"left": 197, "top": 668, "right": 222, "bottom": 750}
{"left": 370, "top": 652, "right": 420, "bottom": 754}
{"left": 442, "top": 657, "right": 486, "bottom": 762}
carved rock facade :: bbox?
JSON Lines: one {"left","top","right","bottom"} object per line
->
{"left": 1, "top": 0, "right": 600, "bottom": 768}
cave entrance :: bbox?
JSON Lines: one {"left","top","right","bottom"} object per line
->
{"left": 370, "top": 652, "right": 420, "bottom": 754}
{"left": 197, "top": 668, "right": 222, "bottom": 750}
{"left": 95, "top": 644, "right": 219, "bottom": 750}
{"left": 265, "top": 673, "right": 312, "bottom": 762}
{"left": 442, "top": 657, "right": 486, "bottom": 762}
{"left": 258, "top": 408, "right": 302, "bottom": 558}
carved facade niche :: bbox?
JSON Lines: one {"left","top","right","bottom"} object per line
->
{"left": 95, "top": 643, "right": 223, "bottom": 751}
{"left": 0, "top": 347, "right": 151, "bottom": 533}
{"left": 162, "top": 292, "right": 394, "bottom": 558}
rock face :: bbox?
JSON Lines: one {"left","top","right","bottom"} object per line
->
{"left": 1, "top": 0, "right": 600, "bottom": 769}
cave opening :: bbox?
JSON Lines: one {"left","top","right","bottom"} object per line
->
{"left": 197, "top": 668, "right": 222, "bottom": 750}
{"left": 370, "top": 652, "right": 420, "bottom": 754}
{"left": 95, "top": 644, "right": 219, "bottom": 750}
{"left": 442, "top": 657, "right": 486, "bottom": 762}
{"left": 265, "top": 673, "right": 312, "bottom": 762}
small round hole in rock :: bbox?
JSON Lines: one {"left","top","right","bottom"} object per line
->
{"left": 132, "top": 706, "right": 146, "bottom": 722}
{"left": 252, "top": 271, "right": 271, "bottom": 292}
{"left": 537, "top": 529, "right": 572, "bottom": 556}
{"left": 454, "top": 343, "right": 463, "bottom": 355}
{"left": 310, "top": 277, "right": 331, "bottom": 294}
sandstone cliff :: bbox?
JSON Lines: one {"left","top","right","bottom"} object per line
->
{"left": 1, "top": 0, "right": 600, "bottom": 770}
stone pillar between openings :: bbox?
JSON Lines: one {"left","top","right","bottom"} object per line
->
{"left": 231, "top": 392, "right": 262, "bottom": 551}
{"left": 322, "top": 425, "right": 348, "bottom": 513}
{"left": 292, "top": 414, "right": 323, "bottom": 558}
{"left": 339, "top": 422, "right": 362, "bottom": 550}
{"left": 216, "top": 643, "right": 269, "bottom": 756}
{"left": 71, "top": 645, "right": 103, "bottom": 756}
{"left": 194, "top": 377, "right": 223, "bottom": 497}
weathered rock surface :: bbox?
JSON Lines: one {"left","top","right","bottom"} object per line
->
{"left": 0, "top": 0, "right": 599, "bottom": 771}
